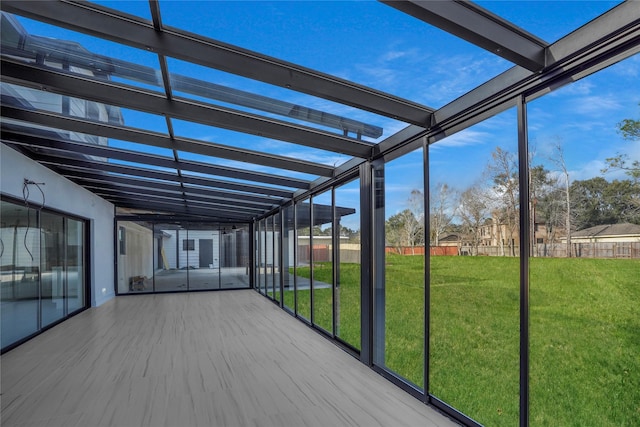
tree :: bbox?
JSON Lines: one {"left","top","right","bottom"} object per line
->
{"left": 571, "top": 177, "right": 640, "bottom": 228}
{"left": 549, "top": 143, "right": 572, "bottom": 257}
{"left": 386, "top": 209, "right": 423, "bottom": 254}
{"left": 457, "top": 185, "right": 489, "bottom": 255}
{"left": 429, "top": 182, "right": 455, "bottom": 246}
{"left": 485, "top": 147, "right": 519, "bottom": 256}
{"left": 602, "top": 104, "right": 640, "bottom": 181}
{"left": 570, "top": 177, "right": 617, "bottom": 229}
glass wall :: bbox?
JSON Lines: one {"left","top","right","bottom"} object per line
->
{"left": 117, "top": 220, "right": 250, "bottom": 294}
{"left": 66, "top": 218, "right": 85, "bottom": 313}
{"left": 429, "top": 109, "right": 520, "bottom": 425}
{"left": 187, "top": 223, "right": 221, "bottom": 290}
{"left": 282, "top": 205, "right": 295, "bottom": 312}
{"left": 265, "top": 217, "right": 274, "bottom": 299}
{"left": 40, "top": 211, "right": 65, "bottom": 327}
{"left": 273, "top": 213, "right": 281, "bottom": 303}
{"left": 528, "top": 57, "right": 640, "bottom": 426}
{"left": 220, "top": 225, "right": 250, "bottom": 289}
{"left": 259, "top": 218, "right": 267, "bottom": 296}
{"left": 375, "top": 147, "right": 425, "bottom": 389}
{"left": 154, "top": 223, "right": 185, "bottom": 292}
{"left": 1, "top": 198, "right": 87, "bottom": 351}
{"left": 312, "top": 190, "right": 333, "bottom": 334}
{"left": 295, "top": 199, "right": 311, "bottom": 321}
{"left": 335, "top": 178, "right": 361, "bottom": 349}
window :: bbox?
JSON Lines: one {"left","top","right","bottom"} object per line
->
{"left": 183, "top": 239, "right": 195, "bottom": 251}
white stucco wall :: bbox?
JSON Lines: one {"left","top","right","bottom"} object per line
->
{"left": 1, "top": 144, "right": 115, "bottom": 307}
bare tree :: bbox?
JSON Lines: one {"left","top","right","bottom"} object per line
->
{"left": 429, "top": 182, "right": 455, "bottom": 246}
{"left": 549, "top": 142, "right": 572, "bottom": 257}
{"left": 485, "top": 147, "right": 519, "bottom": 256}
{"left": 458, "top": 185, "right": 489, "bottom": 255}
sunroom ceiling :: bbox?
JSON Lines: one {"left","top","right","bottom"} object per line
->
{"left": 0, "top": 0, "right": 638, "bottom": 222}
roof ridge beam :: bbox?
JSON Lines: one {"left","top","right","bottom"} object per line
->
{"left": 381, "top": 0, "right": 547, "bottom": 71}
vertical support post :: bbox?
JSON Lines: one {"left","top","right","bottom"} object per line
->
{"left": 279, "top": 208, "right": 285, "bottom": 308}
{"left": 423, "top": 137, "right": 430, "bottom": 402}
{"left": 332, "top": 187, "right": 339, "bottom": 338}
{"left": 359, "top": 161, "right": 373, "bottom": 365}
{"left": 293, "top": 205, "right": 298, "bottom": 315}
{"left": 517, "top": 95, "right": 531, "bottom": 427}
{"left": 372, "top": 159, "right": 386, "bottom": 367}
{"left": 249, "top": 221, "right": 255, "bottom": 290}
{"left": 310, "top": 196, "right": 315, "bottom": 325}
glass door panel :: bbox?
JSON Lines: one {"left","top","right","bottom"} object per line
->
{"left": 66, "top": 218, "right": 84, "bottom": 313}
{"left": 312, "top": 190, "right": 333, "bottom": 334}
{"left": 40, "top": 211, "right": 65, "bottom": 327}
{"left": 0, "top": 201, "right": 39, "bottom": 348}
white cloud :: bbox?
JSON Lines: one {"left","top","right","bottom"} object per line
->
{"left": 431, "top": 129, "right": 489, "bottom": 149}
{"left": 571, "top": 94, "right": 622, "bottom": 115}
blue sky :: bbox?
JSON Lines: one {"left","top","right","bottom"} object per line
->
{"left": 13, "top": 1, "right": 639, "bottom": 220}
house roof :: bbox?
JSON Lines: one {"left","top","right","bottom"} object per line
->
{"left": 573, "top": 223, "right": 640, "bottom": 238}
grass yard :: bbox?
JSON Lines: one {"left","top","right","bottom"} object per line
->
{"left": 285, "top": 255, "right": 639, "bottom": 426}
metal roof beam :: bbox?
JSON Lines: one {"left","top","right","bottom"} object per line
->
{"left": 28, "top": 154, "right": 290, "bottom": 203}
{"left": 105, "top": 197, "right": 250, "bottom": 220}
{"left": 0, "top": 58, "right": 374, "bottom": 159}
{"left": 381, "top": 0, "right": 547, "bottom": 71}
{"left": 62, "top": 170, "right": 272, "bottom": 210}
{"left": 0, "top": 0, "right": 434, "bottom": 126}
{"left": 89, "top": 186, "right": 263, "bottom": 216}
{"left": 1, "top": 105, "right": 334, "bottom": 177}
{"left": 2, "top": 128, "right": 311, "bottom": 189}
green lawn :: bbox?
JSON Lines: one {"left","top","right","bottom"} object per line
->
{"left": 285, "top": 256, "right": 639, "bottom": 426}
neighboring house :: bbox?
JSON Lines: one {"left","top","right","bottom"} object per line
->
{"left": 567, "top": 223, "right": 640, "bottom": 243}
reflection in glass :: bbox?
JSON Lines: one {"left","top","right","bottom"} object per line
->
{"left": 273, "top": 214, "right": 281, "bottom": 303}
{"left": 66, "top": 218, "right": 84, "bottom": 313}
{"left": 153, "top": 223, "right": 187, "bottom": 292}
{"left": 116, "top": 221, "right": 153, "bottom": 294}
{"left": 40, "top": 211, "right": 65, "bottom": 327}
{"left": 312, "top": 191, "right": 333, "bottom": 334}
{"left": 296, "top": 200, "right": 311, "bottom": 320}
{"left": 220, "top": 225, "right": 250, "bottom": 289}
{"left": 186, "top": 224, "right": 221, "bottom": 290}
{"left": 429, "top": 109, "right": 519, "bottom": 425}
{"left": 0, "top": 201, "right": 39, "bottom": 348}
{"left": 265, "top": 217, "right": 275, "bottom": 299}
{"left": 1, "top": 199, "right": 89, "bottom": 350}
{"left": 282, "top": 205, "right": 295, "bottom": 312}
{"left": 528, "top": 58, "right": 640, "bottom": 425}
{"left": 377, "top": 147, "right": 425, "bottom": 389}
{"left": 259, "top": 218, "right": 267, "bottom": 296}
{"left": 335, "top": 178, "right": 361, "bottom": 350}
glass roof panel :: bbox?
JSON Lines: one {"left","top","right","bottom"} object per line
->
{"left": 160, "top": 0, "right": 512, "bottom": 108}
{"left": 117, "top": 108, "right": 169, "bottom": 133}
{"left": 5, "top": 14, "right": 163, "bottom": 93}
{"left": 108, "top": 158, "right": 177, "bottom": 173}
{"left": 477, "top": 1, "right": 622, "bottom": 43}
{"left": 107, "top": 139, "right": 175, "bottom": 158}
{"left": 1, "top": 83, "right": 168, "bottom": 134}
{"left": 176, "top": 150, "right": 320, "bottom": 183}
{"left": 171, "top": 119, "right": 353, "bottom": 169}
{"left": 166, "top": 58, "right": 402, "bottom": 142}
